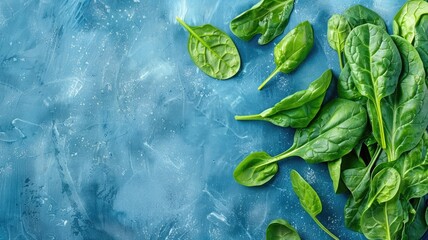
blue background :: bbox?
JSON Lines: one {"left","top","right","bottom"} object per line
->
{"left": 0, "top": 0, "right": 413, "bottom": 239}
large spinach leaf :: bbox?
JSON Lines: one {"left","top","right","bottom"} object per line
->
{"left": 266, "top": 219, "right": 301, "bottom": 240}
{"left": 393, "top": 0, "right": 428, "bottom": 43}
{"left": 382, "top": 36, "right": 428, "bottom": 161}
{"left": 230, "top": 0, "right": 294, "bottom": 45}
{"left": 258, "top": 21, "right": 313, "bottom": 90}
{"left": 290, "top": 170, "right": 339, "bottom": 240}
{"left": 360, "top": 198, "right": 405, "bottom": 240}
{"left": 233, "top": 98, "right": 367, "bottom": 186}
{"left": 235, "top": 69, "right": 332, "bottom": 128}
{"left": 176, "top": 18, "right": 241, "bottom": 80}
{"left": 343, "top": 5, "right": 386, "bottom": 30}
{"left": 414, "top": 14, "right": 428, "bottom": 86}
{"left": 403, "top": 198, "right": 428, "bottom": 240}
{"left": 344, "top": 23, "right": 402, "bottom": 149}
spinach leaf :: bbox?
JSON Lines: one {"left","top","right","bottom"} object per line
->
{"left": 337, "top": 63, "right": 364, "bottom": 103}
{"left": 290, "top": 170, "right": 339, "bottom": 240}
{"left": 266, "top": 219, "right": 301, "bottom": 240}
{"left": 327, "top": 159, "right": 342, "bottom": 193}
{"left": 343, "top": 5, "right": 386, "bottom": 30}
{"left": 344, "top": 195, "right": 368, "bottom": 232}
{"left": 327, "top": 14, "right": 351, "bottom": 69}
{"left": 360, "top": 198, "right": 405, "bottom": 240}
{"left": 367, "top": 167, "right": 401, "bottom": 208}
{"left": 383, "top": 36, "right": 428, "bottom": 161}
{"left": 342, "top": 147, "right": 380, "bottom": 201}
{"left": 327, "top": 151, "right": 365, "bottom": 194}
{"left": 393, "top": 0, "right": 428, "bottom": 43}
{"left": 230, "top": 0, "right": 295, "bottom": 45}
{"left": 394, "top": 131, "right": 428, "bottom": 201}
{"left": 426, "top": 205, "right": 428, "bottom": 226}
{"left": 344, "top": 23, "right": 402, "bottom": 149}
{"left": 234, "top": 98, "right": 367, "bottom": 186}
{"left": 176, "top": 17, "right": 240, "bottom": 80}
{"left": 258, "top": 21, "right": 313, "bottom": 90}
{"left": 414, "top": 14, "right": 428, "bottom": 86}
{"left": 403, "top": 198, "right": 428, "bottom": 240}
{"left": 233, "top": 152, "right": 278, "bottom": 187}
{"left": 235, "top": 69, "right": 332, "bottom": 128}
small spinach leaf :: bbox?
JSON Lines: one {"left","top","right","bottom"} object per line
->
{"left": 233, "top": 152, "right": 278, "bottom": 187}
{"left": 266, "top": 219, "right": 301, "bottom": 240}
{"left": 230, "top": 0, "right": 295, "bottom": 45}
{"left": 258, "top": 21, "right": 313, "bottom": 90}
{"left": 343, "top": 5, "right": 386, "bottom": 30}
{"left": 176, "top": 17, "right": 241, "bottom": 80}
{"left": 327, "top": 14, "right": 351, "bottom": 69}
{"left": 393, "top": 0, "right": 428, "bottom": 43}
{"left": 290, "top": 170, "right": 339, "bottom": 240}
{"left": 235, "top": 69, "right": 332, "bottom": 128}
{"left": 367, "top": 167, "right": 401, "bottom": 208}
{"left": 344, "top": 23, "right": 402, "bottom": 149}
{"left": 337, "top": 63, "right": 365, "bottom": 103}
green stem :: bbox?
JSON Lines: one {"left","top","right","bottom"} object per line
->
{"left": 255, "top": 148, "right": 297, "bottom": 170}
{"left": 312, "top": 216, "right": 339, "bottom": 240}
{"left": 337, "top": 49, "right": 344, "bottom": 70}
{"left": 176, "top": 17, "right": 211, "bottom": 51}
{"left": 374, "top": 99, "right": 387, "bottom": 149}
{"left": 258, "top": 67, "right": 281, "bottom": 90}
{"left": 384, "top": 201, "right": 392, "bottom": 240}
{"left": 234, "top": 114, "right": 262, "bottom": 121}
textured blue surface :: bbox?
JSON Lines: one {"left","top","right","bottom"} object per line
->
{"left": 0, "top": 0, "right": 409, "bottom": 239}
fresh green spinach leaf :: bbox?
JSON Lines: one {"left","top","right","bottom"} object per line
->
{"left": 414, "top": 14, "right": 428, "bottom": 86}
{"left": 337, "top": 63, "right": 365, "bottom": 103}
{"left": 382, "top": 36, "right": 428, "bottom": 161}
{"left": 344, "top": 23, "right": 402, "bottom": 149}
{"left": 230, "top": 0, "right": 295, "bottom": 45}
{"left": 403, "top": 198, "right": 428, "bottom": 240}
{"left": 290, "top": 170, "right": 339, "bottom": 240}
{"left": 360, "top": 198, "right": 405, "bottom": 240}
{"left": 266, "top": 219, "right": 301, "bottom": 240}
{"left": 343, "top": 5, "right": 386, "bottom": 30}
{"left": 342, "top": 146, "right": 381, "bottom": 201}
{"left": 233, "top": 152, "right": 278, "bottom": 187}
{"left": 176, "top": 17, "right": 241, "bottom": 80}
{"left": 234, "top": 98, "right": 367, "bottom": 186}
{"left": 258, "top": 21, "right": 313, "bottom": 90}
{"left": 367, "top": 167, "right": 401, "bottom": 208}
{"left": 393, "top": 0, "right": 428, "bottom": 43}
{"left": 327, "top": 14, "right": 351, "bottom": 69}
{"left": 235, "top": 69, "right": 332, "bottom": 128}
{"left": 344, "top": 195, "right": 368, "bottom": 232}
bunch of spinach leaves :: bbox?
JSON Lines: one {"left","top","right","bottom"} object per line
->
{"left": 233, "top": 1, "right": 428, "bottom": 239}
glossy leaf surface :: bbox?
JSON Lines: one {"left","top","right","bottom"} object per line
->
{"left": 327, "top": 14, "right": 351, "bottom": 68}
{"left": 266, "top": 219, "right": 301, "bottom": 240}
{"left": 360, "top": 199, "right": 404, "bottom": 240}
{"left": 235, "top": 69, "right": 332, "bottom": 128}
{"left": 177, "top": 18, "right": 240, "bottom": 80}
{"left": 367, "top": 167, "right": 401, "bottom": 207}
{"left": 258, "top": 21, "right": 313, "bottom": 90}
{"left": 414, "top": 14, "right": 428, "bottom": 86}
{"left": 343, "top": 5, "right": 386, "bottom": 29}
{"left": 383, "top": 36, "right": 428, "bottom": 161}
{"left": 344, "top": 23, "right": 401, "bottom": 148}
{"left": 290, "top": 170, "right": 322, "bottom": 217}
{"left": 233, "top": 152, "right": 278, "bottom": 187}
{"left": 230, "top": 0, "right": 295, "bottom": 45}
{"left": 393, "top": 0, "right": 428, "bottom": 43}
